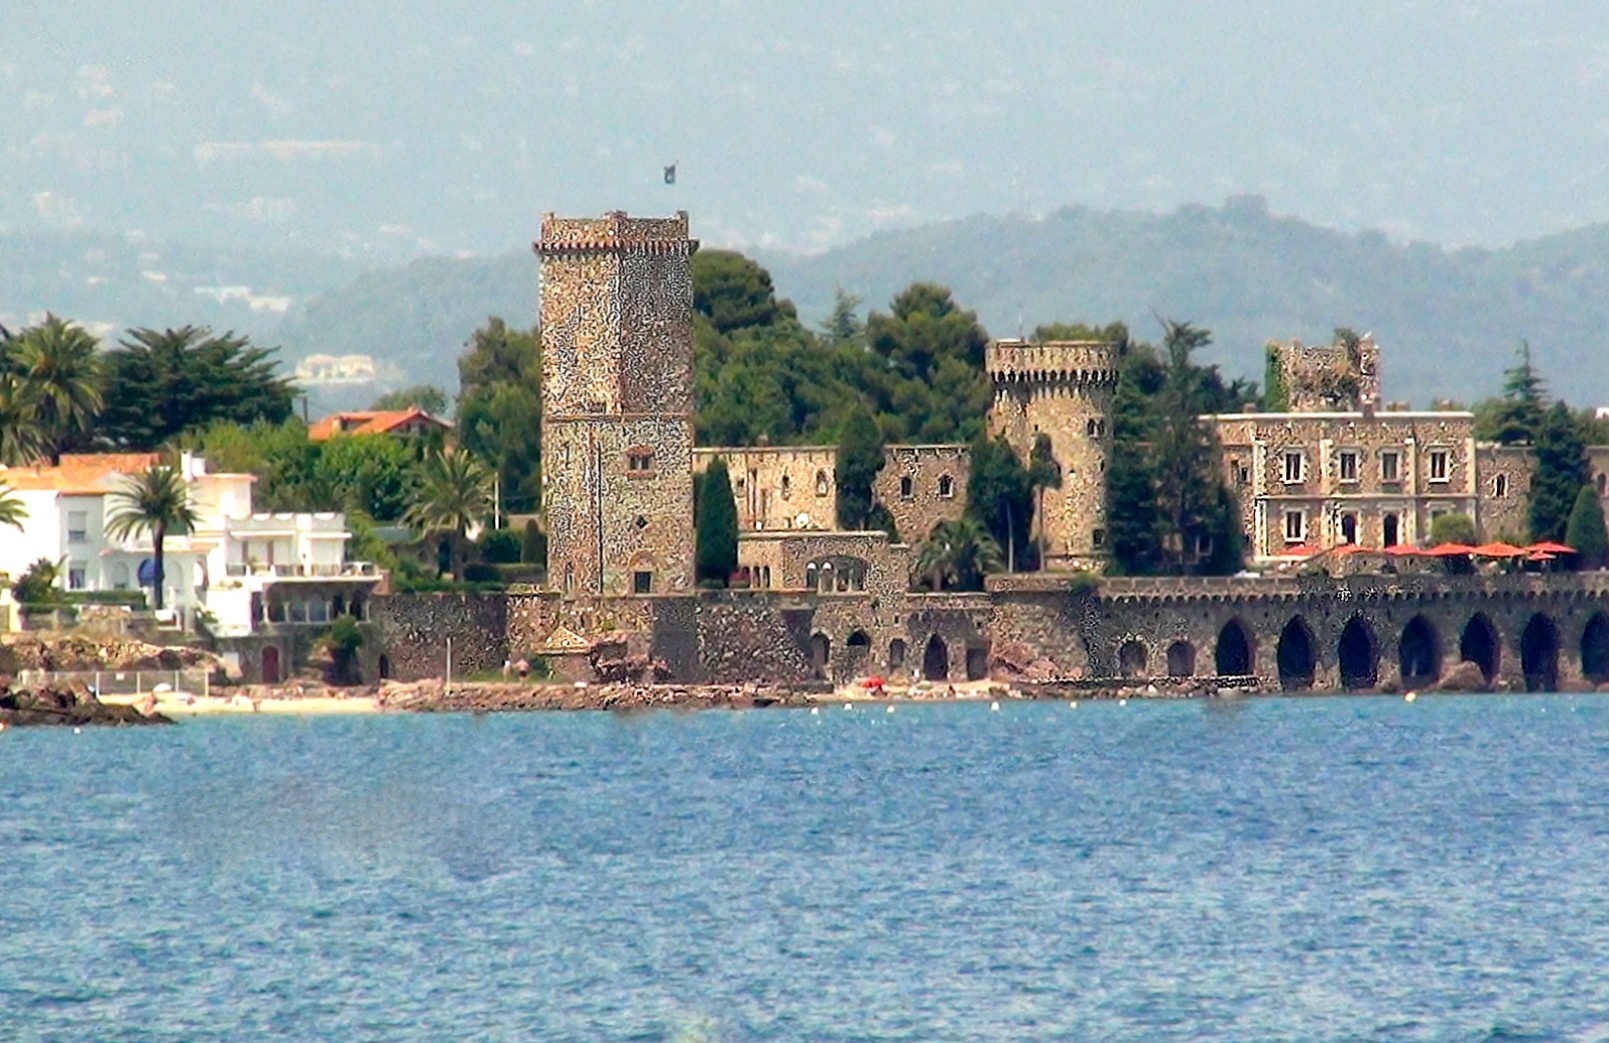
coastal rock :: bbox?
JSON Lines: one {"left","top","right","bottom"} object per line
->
{"left": 1435, "top": 660, "right": 1487, "bottom": 693}
{"left": 0, "top": 683, "right": 172, "bottom": 727}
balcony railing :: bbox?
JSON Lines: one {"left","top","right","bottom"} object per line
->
{"left": 224, "top": 561, "right": 381, "bottom": 579}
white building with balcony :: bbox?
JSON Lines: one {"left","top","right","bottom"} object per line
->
{"left": 0, "top": 453, "right": 382, "bottom": 643}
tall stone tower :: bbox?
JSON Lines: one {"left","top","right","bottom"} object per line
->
{"left": 986, "top": 339, "right": 1120, "bottom": 569}
{"left": 536, "top": 211, "right": 698, "bottom": 598}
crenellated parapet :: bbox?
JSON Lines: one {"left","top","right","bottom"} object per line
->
{"left": 535, "top": 211, "right": 696, "bottom": 255}
{"left": 986, "top": 340, "right": 1121, "bottom": 387}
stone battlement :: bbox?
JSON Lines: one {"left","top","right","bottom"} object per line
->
{"left": 986, "top": 340, "right": 1120, "bottom": 385}
{"left": 536, "top": 211, "right": 695, "bottom": 254}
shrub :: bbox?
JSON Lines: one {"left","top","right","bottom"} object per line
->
{"left": 478, "top": 527, "right": 521, "bottom": 564}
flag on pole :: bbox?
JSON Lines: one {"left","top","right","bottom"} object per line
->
{"left": 663, "top": 163, "right": 677, "bottom": 185}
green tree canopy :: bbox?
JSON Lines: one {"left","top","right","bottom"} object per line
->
{"left": 695, "top": 457, "right": 738, "bottom": 586}
{"left": 1476, "top": 341, "right": 1548, "bottom": 445}
{"left": 865, "top": 283, "right": 992, "bottom": 443}
{"left": 1566, "top": 485, "right": 1609, "bottom": 570}
{"left": 965, "top": 434, "right": 1032, "bottom": 572}
{"left": 835, "top": 408, "right": 885, "bottom": 531}
{"left": 692, "top": 250, "right": 798, "bottom": 334}
{"left": 404, "top": 448, "right": 494, "bottom": 580}
{"left": 455, "top": 318, "right": 542, "bottom": 514}
{"left": 99, "top": 326, "right": 295, "bottom": 450}
{"left": 1430, "top": 512, "right": 1478, "bottom": 546}
{"left": 7, "top": 314, "right": 103, "bottom": 464}
{"left": 1529, "top": 401, "right": 1591, "bottom": 542}
{"left": 915, "top": 517, "right": 1003, "bottom": 592}
{"left": 371, "top": 384, "right": 448, "bottom": 415}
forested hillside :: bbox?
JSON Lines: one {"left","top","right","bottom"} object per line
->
{"left": 275, "top": 198, "right": 1609, "bottom": 407}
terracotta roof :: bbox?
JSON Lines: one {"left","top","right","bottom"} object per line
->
{"left": 0, "top": 453, "right": 160, "bottom": 494}
{"left": 307, "top": 408, "right": 452, "bottom": 441}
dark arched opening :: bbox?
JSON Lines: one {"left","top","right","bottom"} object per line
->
{"left": 1118, "top": 640, "right": 1148, "bottom": 678}
{"left": 1276, "top": 617, "right": 1317, "bottom": 691}
{"left": 1581, "top": 613, "right": 1609, "bottom": 685}
{"left": 1460, "top": 614, "right": 1500, "bottom": 686}
{"left": 1337, "top": 615, "right": 1379, "bottom": 690}
{"left": 1166, "top": 641, "right": 1196, "bottom": 678}
{"left": 1522, "top": 614, "right": 1560, "bottom": 692}
{"left": 888, "top": 638, "right": 907, "bottom": 672}
{"left": 965, "top": 647, "right": 988, "bottom": 681}
{"left": 377, "top": 654, "right": 392, "bottom": 680}
{"left": 810, "top": 633, "right": 831, "bottom": 679}
{"left": 847, "top": 630, "right": 871, "bottom": 649}
{"left": 922, "top": 635, "right": 949, "bottom": 682}
{"left": 261, "top": 646, "right": 281, "bottom": 685}
{"left": 1398, "top": 615, "right": 1441, "bottom": 689}
{"left": 1383, "top": 513, "right": 1400, "bottom": 547}
{"left": 1215, "top": 619, "right": 1254, "bottom": 676}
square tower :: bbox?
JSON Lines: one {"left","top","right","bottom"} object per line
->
{"left": 536, "top": 211, "right": 698, "bottom": 598}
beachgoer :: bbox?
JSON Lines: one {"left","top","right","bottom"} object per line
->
{"left": 501, "top": 658, "right": 512, "bottom": 679}
{"left": 516, "top": 657, "right": 530, "bottom": 682}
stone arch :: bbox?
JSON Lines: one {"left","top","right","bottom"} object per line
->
{"left": 1118, "top": 640, "right": 1148, "bottom": 678}
{"left": 1166, "top": 640, "right": 1196, "bottom": 678}
{"left": 1337, "top": 615, "right": 1379, "bottom": 690}
{"left": 1276, "top": 616, "right": 1317, "bottom": 691}
{"left": 1459, "top": 613, "right": 1501, "bottom": 686}
{"left": 1398, "top": 615, "right": 1442, "bottom": 689}
{"left": 1215, "top": 618, "right": 1254, "bottom": 676}
{"left": 888, "top": 638, "right": 907, "bottom": 672}
{"left": 377, "top": 654, "right": 392, "bottom": 680}
{"left": 847, "top": 630, "right": 871, "bottom": 649}
{"left": 1383, "top": 513, "right": 1400, "bottom": 547}
{"left": 1581, "top": 612, "right": 1609, "bottom": 685}
{"left": 1340, "top": 512, "right": 1358, "bottom": 544}
{"left": 922, "top": 635, "right": 949, "bottom": 682}
{"left": 810, "top": 633, "right": 831, "bottom": 678}
{"left": 261, "top": 646, "right": 281, "bottom": 684}
{"left": 1522, "top": 613, "right": 1560, "bottom": 692}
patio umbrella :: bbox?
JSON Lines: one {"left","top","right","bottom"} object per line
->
{"left": 1423, "top": 543, "right": 1477, "bottom": 557}
{"left": 1472, "top": 541, "right": 1527, "bottom": 557}
{"left": 1525, "top": 541, "right": 1577, "bottom": 555}
{"left": 1330, "top": 543, "right": 1372, "bottom": 556}
{"left": 1527, "top": 551, "right": 1557, "bottom": 562}
{"left": 1382, "top": 543, "right": 1422, "bottom": 556}
{"left": 1273, "top": 543, "right": 1323, "bottom": 557}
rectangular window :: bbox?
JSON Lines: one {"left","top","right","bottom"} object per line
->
{"left": 1283, "top": 451, "right": 1303, "bottom": 484}
{"left": 633, "top": 570, "right": 653, "bottom": 594}
{"left": 1338, "top": 451, "right": 1358, "bottom": 482}
{"left": 627, "top": 450, "right": 655, "bottom": 473}
{"left": 1380, "top": 451, "right": 1400, "bottom": 482}
{"left": 1284, "top": 510, "right": 1305, "bottom": 543}
{"left": 68, "top": 562, "right": 87, "bottom": 590}
{"left": 67, "top": 511, "right": 88, "bottom": 543}
{"left": 1429, "top": 450, "right": 1449, "bottom": 482}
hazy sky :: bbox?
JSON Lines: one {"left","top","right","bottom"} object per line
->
{"left": 5, "top": 0, "right": 1609, "bottom": 255}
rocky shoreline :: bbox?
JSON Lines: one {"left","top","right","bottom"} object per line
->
{"left": 0, "top": 682, "right": 173, "bottom": 727}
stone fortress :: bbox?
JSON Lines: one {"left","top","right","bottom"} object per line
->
{"left": 371, "top": 211, "right": 1609, "bottom": 695}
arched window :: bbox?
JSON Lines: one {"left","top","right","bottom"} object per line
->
{"left": 938, "top": 474, "right": 955, "bottom": 498}
{"left": 1494, "top": 474, "right": 1509, "bottom": 498}
{"left": 900, "top": 475, "right": 913, "bottom": 499}
{"left": 781, "top": 475, "right": 791, "bottom": 499}
{"left": 815, "top": 470, "right": 829, "bottom": 496}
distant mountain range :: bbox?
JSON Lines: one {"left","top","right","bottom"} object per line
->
{"left": 10, "top": 198, "right": 1609, "bottom": 411}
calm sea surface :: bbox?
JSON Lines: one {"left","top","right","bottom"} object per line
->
{"left": 5, "top": 696, "right": 1609, "bottom": 1042}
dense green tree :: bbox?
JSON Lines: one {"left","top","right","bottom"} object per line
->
{"left": 915, "top": 517, "right": 1004, "bottom": 592}
{"left": 455, "top": 318, "right": 542, "bottom": 513}
{"left": 865, "top": 283, "right": 992, "bottom": 443}
{"left": 1027, "top": 431, "right": 1062, "bottom": 568}
{"left": 315, "top": 433, "right": 415, "bottom": 522}
{"left": 8, "top": 314, "right": 103, "bottom": 463}
{"left": 1152, "top": 321, "right": 1239, "bottom": 574}
{"left": 1430, "top": 512, "right": 1478, "bottom": 546}
{"left": 319, "top": 614, "right": 365, "bottom": 685}
{"left": 99, "top": 326, "right": 295, "bottom": 449}
{"left": 965, "top": 434, "right": 1032, "bottom": 572}
{"left": 105, "top": 464, "right": 202, "bottom": 611}
{"left": 1476, "top": 342, "right": 1548, "bottom": 444}
{"left": 1529, "top": 401, "right": 1591, "bottom": 542}
{"left": 370, "top": 384, "right": 448, "bottom": 414}
{"left": 835, "top": 408, "right": 885, "bottom": 531}
{"left": 12, "top": 557, "right": 63, "bottom": 606}
{"left": 0, "top": 370, "right": 44, "bottom": 465}
{"left": 1262, "top": 343, "right": 1289, "bottom": 411}
{"left": 693, "top": 251, "right": 798, "bottom": 334}
{"left": 695, "top": 457, "right": 738, "bottom": 586}
{"left": 188, "top": 419, "right": 331, "bottom": 513}
{"left": 1032, "top": 321, "right": 1131, "bottom": 348}
{"left": 821, "top": 290, "right": 865, "bottom": 346}
{"left": 403, "top": 449, "right": 494, "bottom": 580}
{"left": 1566, "top": 486, "right": 1609, "bottom": 570}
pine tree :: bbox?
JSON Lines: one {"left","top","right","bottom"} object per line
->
{"left": 1488, "top": 341, "right": 1547, "bottom": 445}
{"left": 1565, "top": 485, "right": 1609, "bottom": 570}
{"left": 834, "top": 408, "right": 885, "bottom": 531}
{"left": 695, "top": 457, "right": 738, "bottom": 586}
{"left": 1529, "top": 401, "right": 1590, "bottom": 542}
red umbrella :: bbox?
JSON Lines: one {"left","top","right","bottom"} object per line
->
{"left": 1473, "top": 541, "right": 1527, "bottom": 557}
{"left": 1382, "top": 543, "right": 1422, "bottom": 556}
{"left": 862, "top": 676, "right": 885, "bottom": 689}
{"left": 1330, "top": 543, "right": 1372, "bottom": 556}
{"left": 1528, "top": 551, "right": 1557, "bottom": 562}
{"left": 1273, "top": 543, "right": 1323, "bottom": 558}
{"left": 1526, "top": 541, "right": 1577, "bottom": 555}
{"left": 1423, "top": 543, "right": 1477, "bottom": 557}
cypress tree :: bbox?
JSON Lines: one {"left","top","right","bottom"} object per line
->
{"left": 834, "top": 407, "right": 885, "bottom": 531}
{"left": 1529, "top": 401, "right": 1590, "bottom": 542}
{"left": 964, "top": 434, "right": 1032, "bottom": 573}
{"left": 521, "top": 518, "right": 543, "bottom": 565}
{"left": 1566, "top": 485, "right": 1609, "bottom": 570}
{"left": 695, "top": 458, "right": 738, "bottom": 586}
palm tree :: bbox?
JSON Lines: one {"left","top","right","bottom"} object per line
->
{"left": 13, "top": 314, "right": 104, "bottom": 464}
{"left": 915, "top": 517, "right": 1004, "bottom": 592}
{"left": 105, "top": 465, "right": 200, "bottom": 611}
{"left": 404, "top": 449, "right": 494, "bottom": 579}
{"left": 0, "top": 371, "right": 47, "bottom": 465}
{"left": 0, "top": 483, "right": 26, "bottom": 531}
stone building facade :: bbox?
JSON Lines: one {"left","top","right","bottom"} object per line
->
{"left": 874, "top": 444, "right": 969, "bottom": 546}
{"left": 690, "top": 446, "right": 838, "bottom": 532}
{"left": 986, "top": 339, "right": 1119, "bottom": 567}
{"left": 1210, "top": 408, "right": 1479, "bottom": 559}
{"left": 537, "top": 212, "right": 698, "bottom": 598}
{"left": 1268, "top": 333, "right": 1381, "bottom": 412}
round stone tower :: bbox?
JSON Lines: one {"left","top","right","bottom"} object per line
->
{"left": 986, "top": 339, "right": 1121, "bottom": 569}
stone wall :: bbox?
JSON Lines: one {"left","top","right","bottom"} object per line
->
{"left": 874, "top": 444, "right": 968, "bottom": 545}
{"left": 693, "top": 446, "right": 837, "bottom": 531}
{"left": 370, "top": 593, "right": 509, "bottom": 681}
{"left": 1270, "top": 335, "right": 1381, "bottom": 412}
{"left": 1474, "top": 444, "right": 1534, "bottom": 541}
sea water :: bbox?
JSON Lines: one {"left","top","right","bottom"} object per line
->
{"left": 4, "top": 696, "right": 1609, "bottom": 1042}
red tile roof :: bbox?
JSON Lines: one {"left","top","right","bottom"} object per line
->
{"left": 307, "top": 408, "right": 452, "bottom": 441}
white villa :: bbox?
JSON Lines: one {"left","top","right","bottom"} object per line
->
{"left": 0, "top": 453, "right": 383, "bottom": 640}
